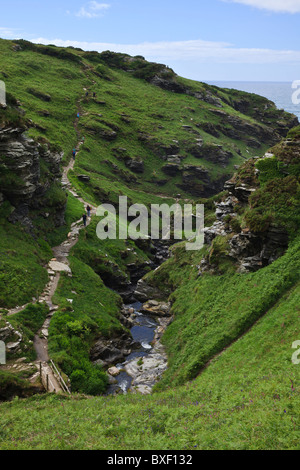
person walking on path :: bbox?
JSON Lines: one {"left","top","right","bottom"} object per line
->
{"left": 72, "top": 149, "right": 76, "bottom": 160}
{"left": 83, "top": 213, "right": 87, "bottom": 227}
{"left": 87, "top": 205, "right": 91, "bottom": 218}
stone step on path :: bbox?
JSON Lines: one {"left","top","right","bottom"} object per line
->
{"left": 2, "top": 89, "right": 97, "bottom": 395}
{"left": 32, "top": 128, "right": 96, "bottom": 392}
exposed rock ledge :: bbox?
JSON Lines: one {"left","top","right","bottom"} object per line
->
{"left": 202, "top": 158, "right": 289, "bottom": 274}
{"left": 134, "top": 279, "right": 166, "bottom": 302}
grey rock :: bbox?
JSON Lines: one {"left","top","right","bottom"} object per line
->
{"left": 134, "top": 279, "right": 165, "bottom": 302}
{"left": 125, "top": 158, "right": 144, "bottom": 174}
{"left": 162, "top": 163, "right": 181, "bottom": 176}
{"left": 77, "top": 174, "right": 91, "bottom": 183}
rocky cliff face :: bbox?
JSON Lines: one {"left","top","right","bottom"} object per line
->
{"left": 204, "top": 191, "right": 288, "bottom": 274}
{"left": 202, "top": 152, "right": 293, "bottom": 274}
{"left": 0, "top": 117, "right": 65, "bottom": 233}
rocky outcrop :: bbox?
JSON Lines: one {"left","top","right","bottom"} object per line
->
{"left": 0, "top": 120, "right": 65, "bottom": 232}
{"left": 0, "top": 127, "right": 41, "bottom": 202}
{"left": 90, "top": 332, "right": 140, "bottom": 367}
{"left": 149, "top": 75, "right": 187, "bottom": 94}
{"left": 124, "top": 342, "right": 168, "bottom": 395}
{"left": 84, "top": 123, "right": 117, "bottom": 141}
{"left": 202, "top": 164, "right": 289, "bottom": 273}
{"left": 210, "top": 108, "right": 298, "bottom": 146}
{"left": 0, "top": 321, "right": 23, "bottom": 353}
{"left": 140, "top": 300, "right": 171, "bottom": 317}
{"left": 77, "top": 174, "right": 91, "bottom": 183}
{"left": 178, "top": 167, "right": 229, "bottom": 197}
{"left": 162, "top": 163, "right": 181, "bottom": 176}
{"left": 134, "top": 279, "right": 166, "bottom": 302}
{"left": 124, "top": 157, "right": 144, "bottom": 174}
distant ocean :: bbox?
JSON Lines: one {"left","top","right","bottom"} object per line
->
{"left": 207, "top": 81, "right": 300, "bottom": 122}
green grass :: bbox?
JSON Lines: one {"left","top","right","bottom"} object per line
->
{"left": 153, "top": 237, "right": 300, "bottom": 389}
{"left": 0, "top": 281, "right": 299, "bottom": 450}
{"left": 0, "top": 38, "right": 299, "bottom": 449}
{"left": 45, "top": 192, "right": 84, "bottom": 247}
{"left": 1, "top": 37, "right": 292, "bottom": 208}
{"left": 5, "top": 303, "right": 49, "bottom": 362}
{"left": 71, "top": 216, "right": 152, "bottom": 286}
{"left": 0, "top": 203, "right": 51, "bottom": 309}
{"left": 49, "top": 255, "right": 124, "bottom": 395}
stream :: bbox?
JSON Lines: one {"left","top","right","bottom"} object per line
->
{"left": 106, "top": 302, "right": 167, "bottom": 395}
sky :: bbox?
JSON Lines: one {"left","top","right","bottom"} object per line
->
{"left": 1, "top": 0, "right": 300, "bottom": 81}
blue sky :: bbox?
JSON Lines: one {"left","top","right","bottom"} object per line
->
{"left": 1, "top": 0, "right": 300, "bottom": 81}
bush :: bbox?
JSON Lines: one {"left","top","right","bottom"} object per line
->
{"left": 208, "top": 235, "right": 230, "bottom": 265}
{"left": 229, "top": 217, "right": 242, "bottom": 233}
{"left": 255, "top": 156, "right": 285, "bottom": 184}
{"left": 244, "top": 208, "right": 272, "bottom": 233}
{"left": 69, "top": 362, "right": 108, "bottom": 395}
{"left": 44, "top": 183, "right": 67, "bottom": 207}
{"left": 248, "top": 175, "right": 300, "bottom": 236}
{"left": 288, "top": 125, "right": 300, "bottom": 140}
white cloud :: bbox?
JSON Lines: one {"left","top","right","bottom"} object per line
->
{"left": 30, "top": 37, "right": 300, "bottom": 66}
{"left": 222, "top": 0, "right": 300, "bottom": 13}
{"left": 75, "top": 2, "right": 110, "bottom": 18}
{"left": 0, "top": 27, "right": 20, "bottom": 38}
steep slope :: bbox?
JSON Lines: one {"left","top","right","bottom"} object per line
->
{"left": 0, "top": 39, "right": 299, "bottom": 450}
{"left": 0, "top": 279, "right": 299, "bottom": 449}
{"left": 0, "top": 37, "right": 299, "bottom": 401}
{"left": 139, "top": 132, "right": 300, "bottom": 389}
{"left": 0, "top": 38, "right": 297, "bottom": 206}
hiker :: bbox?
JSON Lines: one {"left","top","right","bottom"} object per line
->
{"left": 93, "top": 92, "right": 96, "bottom": 98}
{"left": 83, "top": 213, "right": 87, "bottom": 227}
{"left": 85, "top": 91, "right": 89, "bottom": 97}
{"left": 72, "top": 149, "right": 76, "bottom": 160}
{"left": 77, "top": 112, "right": 80, "bottom": 118}
{"left": 87, "top": 205, "right": 91, "bottom": 218}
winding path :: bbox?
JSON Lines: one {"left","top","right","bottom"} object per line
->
{"left": 4, "top": 86, "right": 98, "bottom": 393}
{"left": 32, "top": 108, "right": 97, "bottom": 392}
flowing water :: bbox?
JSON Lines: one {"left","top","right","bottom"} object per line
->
{"left": 106, "top": 302, "right": 159, "bottom": 395}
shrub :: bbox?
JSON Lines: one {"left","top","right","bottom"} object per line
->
{"left": 229, "top": 217, "right": 242, "bottom": 233}
{"left": 208, "top": 235, "right": 230, "bottom": 265}
{"left": 43, "top": 183, "right": 67, "bottom": 207}
{"left": 287, "top": 125, "right": 300, "bottom": 140}
{"left": 255, "top": 156, "right": 285, "bottom": 184}
{"left": 244, "top": 208, "right": 273, "bottom": 233}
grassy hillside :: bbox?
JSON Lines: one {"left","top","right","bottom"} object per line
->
{"left": 1, "top": 140, "right": 299, "bottom": 449}
{"left": 0, "top": 38, "right": 299, "bottom": 449}
{"left": 0, "top": 36, "right": 297, "bottom": 308}
{"left": 1, "top": 38, "right": 297, "bottom": 206}
{"left": 0, "top": 279, "right": 299, "bottom": 450}
{"left": 151, "top": 236, "right": 300, "bottom": 389}
{"left": 143, "top": 137, "right": 300, "bottom": 389}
